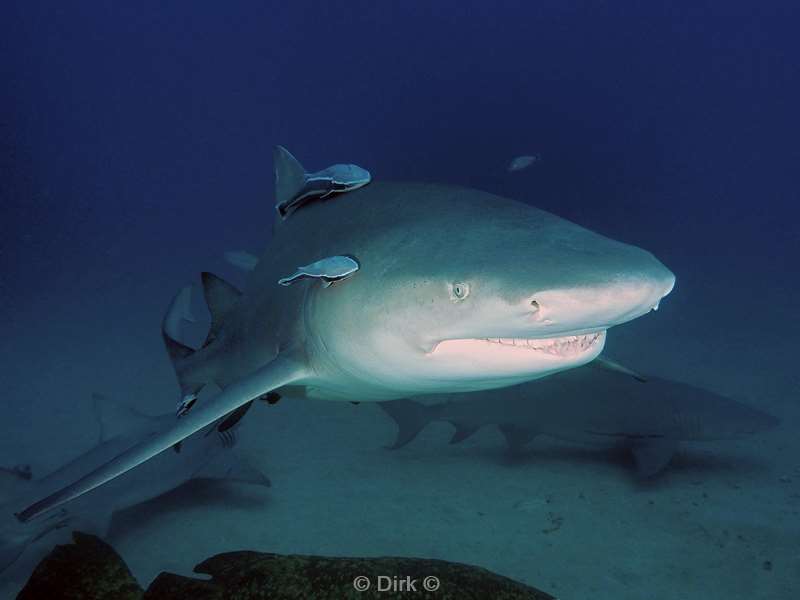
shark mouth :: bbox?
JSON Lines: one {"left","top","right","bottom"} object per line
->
{"left": 481, "top": 332, "right": 603, "bottom": 356}
{"left": 429, "top": 331, "right": 605, "bottom": 358}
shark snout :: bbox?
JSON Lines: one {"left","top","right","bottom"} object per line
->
{"left": 527, "top": 272, "right": 675, "bottom": 334}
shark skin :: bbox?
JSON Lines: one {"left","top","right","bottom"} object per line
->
{"left": 18, "top": 177, "right": 675, "bottom": 522}
{"left": 379, "top": 362, "right": 780, "bottom": 477}
{"left": 1, "top": 395, "right": 268, "bottom": 574}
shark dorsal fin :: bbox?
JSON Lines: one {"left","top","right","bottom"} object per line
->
{"left": 273, "top": 145, "right": 306, "bottom": 214}
{"left": 201, "top": 272, "right": 242, "bottom": 340}
{"left": 91, "top": 393, "right": 149, "bottom": 442}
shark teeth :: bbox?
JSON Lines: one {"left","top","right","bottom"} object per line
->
{"left": 482, "top": 333, "right": 601, "bottom": 356}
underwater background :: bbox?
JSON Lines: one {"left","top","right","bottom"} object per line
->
{"left": 1, "top": 1, "right": 798, "bottom": 598}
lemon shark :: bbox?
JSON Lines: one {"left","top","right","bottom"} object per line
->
{"left": 379, "top": 364, "right": 780, "bottom": 477}
{"left": 17, "top": 152, "right": 675, "bottom": 523}
{"left": 0, "top": 394, "right": 269, "bottom": 575}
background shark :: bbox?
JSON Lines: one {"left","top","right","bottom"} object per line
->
{"left": 0, "top": 394, "right": 269, "bottom": 576}
{"left": 379, "top": 363, "right": 780, "bottom": 477}
{"left": 18, "top": 175, "right": 675, "bottom": 522}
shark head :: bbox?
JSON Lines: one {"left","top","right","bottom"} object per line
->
{"left": 303, "top": 185, "right": 675, "bottom": 398}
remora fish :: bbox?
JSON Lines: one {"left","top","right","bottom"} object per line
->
{"left": 508, "top": 154, "right": 541, "bottom": 172}
{"left": 274, "top": 146, "right": 371, "bottom": 218}
{"left": 18, "top": 148, "right": 675, "bottom": 522}
{"left": 379, "top": 364, "right": 780, "bottom": 476}
{"left": 1, "top": 395, "right": 269, "bottom": 573}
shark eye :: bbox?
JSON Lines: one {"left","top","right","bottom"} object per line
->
{"left": 450, "top": 282, "right": 470, "bottom": 301}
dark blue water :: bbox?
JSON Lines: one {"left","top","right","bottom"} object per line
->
{"left": 2, "top": 2, "right": 798, "bottom": 598}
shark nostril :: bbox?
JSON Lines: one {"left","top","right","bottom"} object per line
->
{"left": 527, "top": 298, "right": 545, "bottom": 321}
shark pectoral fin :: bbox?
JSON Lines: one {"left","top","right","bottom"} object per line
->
{"left": 498, "top": 425, "right": 537, "bottom": 453}
{"left": 224, "top": 250, "right": 259, "bottom": 271}
{"left": 195, "top": 454, "right": 271, "bottom": 488}
{"left": 448, "top": 422, "right": 480, "bottom": 444}
{"left": 631, "top": 438, "right": 678, "bottom": 478}
{"left": 274, "top": 145, "right": 307, "bottom": 216}
{"left": 16, "top": 355, "right": 308, "bottom": 524}
{"left": 592, "top": 356, "right": 647, "bottom": 382}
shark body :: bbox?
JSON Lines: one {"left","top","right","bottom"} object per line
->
{"left": 1, "top": 395, "right": 268, "bottom": 574}
{"left": 380, "top": 363, "right": 780, "bottom": 476}
{"left": 18, "top": 163, "right": 675, "bottom": 522}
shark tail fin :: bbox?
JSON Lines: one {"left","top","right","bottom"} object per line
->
{"left": 161, "top": 287, "right": 204, "bottom": 406}
{"left": 161, "top": 285, "right": 196, "bottom": 344}
{"left": 200, "top": 272, "right": 242, "bottom": 348}
{"left": 273, "top": 145, "right": 306, "bottom": 216}
{"left": 378, "top": 399, "right": 443, "bottom": 450}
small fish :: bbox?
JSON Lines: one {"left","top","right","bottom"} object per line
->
{"left": 508, "top": 154, "right": 541, "bottom": 172}
{"left": 278, "top": 255, "right": 360, "bottom": 287}
{"left": 274, "top": 146, "right": 371, "bottom": 218}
